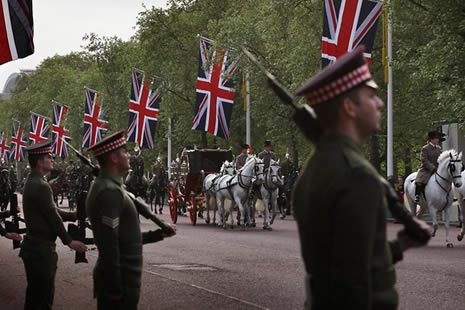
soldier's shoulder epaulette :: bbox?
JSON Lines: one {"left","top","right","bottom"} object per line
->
{"left": 342, "top": 148, "right": 365, "bottom": 169}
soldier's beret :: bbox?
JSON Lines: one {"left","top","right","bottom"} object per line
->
{"left": 241, "top": 144, "right": 249, "bottom": 149}
{"left": 88, "top": 129, "right": 127, "bottom": 157}
{"left": 295, "top": 45, "right": 378, "bottom": 105}
{"left": 264, "top": 140, "right": 272, "bottom": 147}
{"left": 25, "top": 140, "right": 53, "bottom": 156}
{"left": 428, "top": 131, "right": 446, "bottom": 141}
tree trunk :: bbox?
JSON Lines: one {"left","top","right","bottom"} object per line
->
{"left": 290, "top": 124, "right": 299, "bottom": 168}
{"left": 404, "top": 147, "right": 412, "bottom": 177}
{"left": 201, "top": 132, "right": 207, "bottom": 148}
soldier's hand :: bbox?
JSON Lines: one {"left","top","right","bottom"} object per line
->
{"left": 5, "top": 232, "right": 22, "bottom": 241}
{"left": 398, "top": 217, "right": 432, "bottom": 251}
{"left": 68, "top": 240, "right": 88, "bottom": 253}
{"left": 162, "top": 224, "right": 176, "bottom": 238}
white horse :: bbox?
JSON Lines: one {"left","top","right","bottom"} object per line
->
{"left": 203, "top": 160, "right": 235, "bottom": 224}
{"left": 404, "top": 150, "right": 463, "bottom": 247}
{"left": 215, "top": 156, "right": 264, "bottom": 229}
{"left": 260, "top": 159, "right": 281, "bottom": 230}
{"left": 453, "top": 170, "right": 465, "bottom": 242}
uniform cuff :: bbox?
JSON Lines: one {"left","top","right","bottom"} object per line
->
{"left": 142, "top": 229, "right": 164, "bottom": 244}
{"left": 389, "top": 240, "right": 404, "bottom": 264}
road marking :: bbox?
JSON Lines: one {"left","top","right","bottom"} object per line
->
{"left": 144, "top": 268, "right": 271, "bottom": 310}
{"left": 87, "top": 252, "right": 271, "bottom": 309}
{"left": 151, "top": 263, "right": 217, "bottom": 271}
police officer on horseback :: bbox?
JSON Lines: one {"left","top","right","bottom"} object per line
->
{"left": 414, "top": 130, "right": 446, "bottom": 203}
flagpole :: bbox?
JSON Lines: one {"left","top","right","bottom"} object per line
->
{"left": 167, "top": 117, "right": 172, "bottom": 179}
{"left": 246, "top": 72, "right": 251, "bottom": 146}
{"left": 387, "top": 1, "right": 393, "bottom": 178}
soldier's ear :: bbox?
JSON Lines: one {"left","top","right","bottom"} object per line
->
{"left": 341, "top": 97, "right": 357, "bottom": 119}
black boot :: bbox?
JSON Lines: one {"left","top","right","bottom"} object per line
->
{"left": 414, "top": 184, "right": 423, "bottom": 203}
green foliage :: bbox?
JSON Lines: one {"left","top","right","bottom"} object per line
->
{"left": 1, "top": 0, "right": 463, "bottom": 172}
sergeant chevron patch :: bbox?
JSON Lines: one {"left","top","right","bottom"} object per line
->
{"left": 102, "top": 216, "right": 119, "bottom": 229}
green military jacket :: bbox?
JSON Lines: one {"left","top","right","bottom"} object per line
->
{"left": 292, "top": 134, "right": 403, "bottom": 310}
{"left": 21, "top": 170, "right": 74, "bottom": 244}
{"left": 86, "top": 170, "right": 162, "bottom": 298}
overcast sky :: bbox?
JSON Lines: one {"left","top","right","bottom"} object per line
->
{"left": 0, "top": 0, "right": 168, "bottom": 91}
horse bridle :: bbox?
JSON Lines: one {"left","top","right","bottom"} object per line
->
{"left": 434, "top": 157, "right": 463, "bottom": 211}
{"left": 264, "top": 162, "right": 280, "bottom": 190}
{"left": 237, "top": 159, "right": 264, "bottom": 189}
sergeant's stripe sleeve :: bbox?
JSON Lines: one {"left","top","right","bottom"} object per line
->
{"left": 95, "top": 190, "right": 124, "bottom": 296}
{"left": 39, "top": 183, "right": 73, "bottom": 245}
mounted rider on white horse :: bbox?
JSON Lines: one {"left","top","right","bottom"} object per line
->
{"left": 405, "top": 149, "right": 463, "bottom": 247}
{"left": 414, "top": 131, "right": 446, "bottom": 203}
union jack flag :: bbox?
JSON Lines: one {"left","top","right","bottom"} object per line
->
{"left": 29, "top": 112, "right": 49, "bottom": 144}
{"left": 0, "top": 0, "right": 34, "bottom": 65}
{"left": 10, "top": 120, "right": 27, "bottom": 161}
{"left": 82, "top": 88, "right": 108, "bottom": 148}
{"left": 51, "top": 103, "right": 71, "bottom": 158}
{"left": 127, "top": 70, "right": 161, "bottom": 150}
{"left": 322, "top": 0, "right": 383, "bottom": 67}
{"left": 192, "top": 37, "right": 240, "bottom": 140}
{"left": 0, "top": 131, "right": 10, "bottom": 163}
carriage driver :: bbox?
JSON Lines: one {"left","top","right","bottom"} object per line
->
{"left": 258, "top": 140, "right": 277, "bottom": 169}
{"left": 236, "top": 144, "right": 249, "bottom": 170}
{"left": 292, "top": 46, "right": 430, "bottom": 310}
{"left": 414, "top": 130, "right": 446, "bottom": 203}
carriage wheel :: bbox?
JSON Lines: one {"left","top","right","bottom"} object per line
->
{"left": 168, "top": 183, "right": 177, "bottom": 224}
{"left": 188, "top": 195, "right": 197, "bottom": 225}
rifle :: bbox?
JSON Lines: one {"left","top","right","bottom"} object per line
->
{"left": 62, "top": 140, "right": 174, "bottom": 263}
{"left": 67, "top": 187, "right": 94, "bottom": 263}
{"left": 5, "top": 193, "right": 26, "bottom": 249}
{"left": 242, "top": 47, "right": 431, "bottom": 246}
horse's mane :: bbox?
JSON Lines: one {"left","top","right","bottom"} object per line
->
{"left": 437, "top": 149, "right": 457, "bottom": 164}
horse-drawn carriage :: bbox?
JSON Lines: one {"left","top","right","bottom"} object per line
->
{"left": 168, "top": 148, "right": 232, "bottom": 225}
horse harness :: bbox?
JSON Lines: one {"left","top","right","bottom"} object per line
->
{"left": 216, "top": 160, "right": 264, "bottom": 197}
{"left": 434, "top": 158, "right": 463, "bottom": 212}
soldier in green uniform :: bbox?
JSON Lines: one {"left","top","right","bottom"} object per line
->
{"left": 292, "top": 46, "right": 430, "bottom": 310}
{"left": 258, "top": 140, "right": 277, "bottom": 169}
{"left": 20, "top": 140, "right": 88, "bottom": 310}
{"left": 414, "top": 130, "right": 445, "bottom": 203}
{"left": 86, "top": 130, "right": 176, "bottom": 310}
